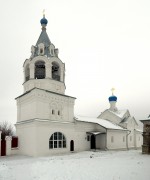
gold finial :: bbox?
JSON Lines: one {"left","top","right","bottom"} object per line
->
{"left": 43, "top": 9, "right": 45, "bottom": 17}
{"left": 111, "top": 88, "right": 115, "bottom": 95}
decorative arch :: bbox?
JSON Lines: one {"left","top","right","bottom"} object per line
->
{"left": 52, "top": 61, "right": 60, "bottom": 81}
{"left": 35, "top": 61, "right": 45, "bottom": 79}
{"left": 38, "top": 43, "right": 44, "bottom": 55}
{"left": 49, "top": 132, "right": 66, "bottom": 149}
{"left": 25, "top": 64, "right": 30, "bottom": 81}
{"left": 49, "top": 44, "right": 55, "bottom": 56}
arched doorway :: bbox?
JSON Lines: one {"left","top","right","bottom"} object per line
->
{"left": 91, "top": 135, "right": 96, "bottom": 149}
{"left": 70, "top": 140, "right": 74, "bottom": 152}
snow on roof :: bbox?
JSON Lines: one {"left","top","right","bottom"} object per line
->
{"left": 108, "top": 109, "right": 128, "bottom": 119}
{"left": 135, "top": 129, "right": 143, "bottom": 133}
{"left": 120, "top": 116, "right": 132, "bottom": 123}
{"left": 86, "top": 131, "right": 106, "bottom": 135}
{"left": 140, "top": 117, "right": 150, "bottom": 121}
{"left": 75, "top": 115, "right": 126, "bottom": 130}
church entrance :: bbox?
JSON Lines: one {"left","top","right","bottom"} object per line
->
{"left": 91, "top": 135, "right": 96, "bottom": 149}
{"left": 1, "top": 140, "right": 6, "bottom": 156}
{"left": 70, "top": 140, "right": 74, "bottom": 152}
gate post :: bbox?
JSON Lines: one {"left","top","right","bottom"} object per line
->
{"left": 5, "top": 136, "right": 12, "bottom": 156}
{"left": 0, "top": 131, "right": 1, "bottom": 156}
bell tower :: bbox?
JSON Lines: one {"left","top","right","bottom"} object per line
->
{"left": 23, "top": 13, "right": 65, "bottom": 94}
{"left": 15, "top": 13, "right": 76, "bottom": 156}
{"left": 16, "top": 14, "right": 75, "bottom": 124}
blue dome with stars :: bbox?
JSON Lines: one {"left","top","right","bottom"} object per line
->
{"left": 109, "top": 95, "right": 117, "bottom": 102}
{"left": 40, "top": 17, "right": 48, "bottom": 25}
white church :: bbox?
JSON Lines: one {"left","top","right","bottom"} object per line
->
{"left": 14, "top": 15, "right": 142, "bottom": 156}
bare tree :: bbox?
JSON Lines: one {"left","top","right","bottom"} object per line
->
{"left": 0, "top": 121, "right": 14, "bottom": 140}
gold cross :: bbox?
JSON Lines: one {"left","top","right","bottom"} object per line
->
{"left": 111, "top": 88, "right": 115, "bottom": 95}
{"left": 43, "top": 9, "right": 45, "bottom": 17}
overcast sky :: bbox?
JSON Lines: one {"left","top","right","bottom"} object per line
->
{"left": 0, "top": 0, "right": 150, "bottom": 125}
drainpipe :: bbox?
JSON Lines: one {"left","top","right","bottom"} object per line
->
{"left": 105, "top": 129, "right": 108, "bottom": 150}
{"left": 126, "top": 130, "right": 131, "bottom": 150}
{"left": 134, "top": 129, "right": 136, "bottom": 149}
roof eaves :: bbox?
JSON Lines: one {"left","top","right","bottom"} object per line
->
{"left": 15, "top": 87, "right": 76, "bottom": 100}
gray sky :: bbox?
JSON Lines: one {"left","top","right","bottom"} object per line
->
{"left": 0, "top": 0, "right": 150, "bottom": 125}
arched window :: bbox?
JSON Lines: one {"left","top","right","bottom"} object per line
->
{"left": 25, "top": 64, "right": 30, "bottom": 81}
{"left": 35, "top": 61, "right": 45, "bottom": 79}
{"left": 52, "top": 62, "right": 60, "bottom": 81}
{"left": 52, "top": 109, "right": 55, "bottom": 115}
{"left": 49, "top": 132, "right": 66, "bottom": 149}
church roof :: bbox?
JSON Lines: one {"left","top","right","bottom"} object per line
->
{"left": 36, "top": 29, "right": 51, "bottom": 47}
{"left": 135, "top": 129, "right": 142, "bottom": 133}
{"left": 108, "top": 109, "right": 128, "bottom": 119}
{"left": 15, "top": 88, "right": 76, "bottom": 100}
{"left": 75, "top": 115, "right": 127, "bottom": 130}
{"left": 140, "top": 118, "right": 150, "bottom": 122}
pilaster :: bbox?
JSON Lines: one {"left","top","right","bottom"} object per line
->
{"left": 46, "top": 62, "right": 52, "bottom": 78}
{"left": 29, "top": 63, "right": 35, "bottom": 79}
{"left": 5, "top": 136, "right": 12, "bottom": 156}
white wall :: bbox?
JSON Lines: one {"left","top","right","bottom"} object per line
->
{"left": 107, "top": 130, "right": 127, "bottom": 150}
{"left": 127, "top": 118, "right": 138, "bottom": 149}
{"left": 16, "top": 122, "right": 37, "bottom": 156}
{"left": 17, "top": 88, "right": 75, "bottom": 123}
{"left": 134, "top": 131, "right": 143, "bottom": 148}
{"left": 16, "top": 120, "right": 102, "bottom": 156}
{"left": 96, "top": 134, "right": 106, "bottom": 149}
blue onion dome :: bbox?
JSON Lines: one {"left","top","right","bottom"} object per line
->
{"left": 108, "top": 95, "right": 117, "bottom": 102}
{"left": 40, "top": 17, "right": 48, "bottom": 25}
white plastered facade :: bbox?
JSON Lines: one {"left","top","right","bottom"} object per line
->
{"left": 15, "top": 17, "right": 142, "bottom": 157}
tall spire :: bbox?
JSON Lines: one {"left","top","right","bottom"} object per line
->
{"left": 36, "top": 12, "right": 51, "bottom": 47}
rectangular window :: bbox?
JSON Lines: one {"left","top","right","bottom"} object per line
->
{"left": 58, "top": 141, "right": 62, "bottom": 148}
{"left": 63, "top": 135, "right": 65, "bottom": 140}
{"left": 54, "top": 132, "right": 57, "bottom": 140}
{"left": 54, "top": 141, "right": 57, "bottom": 148}
{"left": 58, "top": 111, "right": 60, "bottom": 115}
{"left": 40, "top": 49, "right": 43, "bottom": 54}
{"left": 58, "top": 132, "right": 62, "bottom": 140}
{"left": 111, "top": 136, "right": 114, "bottom": 143}
{"left": 63, "top": 141, "right": 66, "bottom": 148}
{"left": 49, "top": 141, "right": 53, "bottom": 149}
{"left": 52, "top": 110, "right": 55, "bottom": 114}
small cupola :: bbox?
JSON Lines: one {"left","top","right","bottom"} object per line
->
{"left": 108, "top": 88, "right": 118, "bottom": 111}
{"left": 40, "top": 10, "right": 48, "bottom": 30}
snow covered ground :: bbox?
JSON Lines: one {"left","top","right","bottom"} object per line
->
{"left": 0, "top": 150, "right": 149, "bottom": 180}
